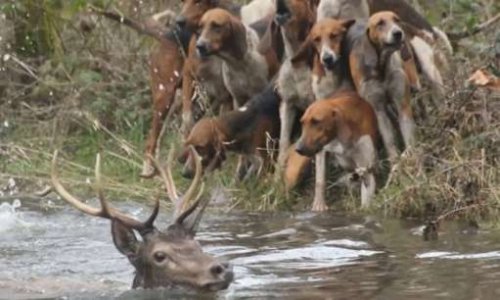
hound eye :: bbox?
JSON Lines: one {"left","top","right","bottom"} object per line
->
{"left": 153, "top": 251, "right": 167, "bottom": 263}
{"left": 313, "top": 37, "right": 320, "bottom": 43}
{"left": 310, "top": 118, "right": 320, "bottom": 126}
{"left": 329, "top": 33, "right": 338, "bottom": 40}
{"left": 377, "top": 20, "right": 385, "bottom": 27}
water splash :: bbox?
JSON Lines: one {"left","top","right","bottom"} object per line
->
{"left": 0, "top": 199, "right": 27, "bottom": 233}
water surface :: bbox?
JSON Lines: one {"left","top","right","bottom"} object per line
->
{"left": 1, "top": 198, "right": 500, "bottom": 299}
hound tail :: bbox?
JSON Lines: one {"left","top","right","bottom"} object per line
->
{"left": 432, "top": 26, "right": 453, "bottom": 55}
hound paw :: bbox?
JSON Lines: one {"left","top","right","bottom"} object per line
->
{"left": 311, "top": 200, "right": 329, "bottom": 212}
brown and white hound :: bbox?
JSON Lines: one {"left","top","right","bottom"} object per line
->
{"left": 179, "top": 84, "right": 280, "bottom": 180}
{"left": 290, "top": 18, "right": 355, "bottom": 99}
{"left": 176, "top": 0, "right": 275, "bottom": 30}
{"left": 177, "top": 0, "right": 276, "bottom": 133}
{"left": 274, "top": 0, "right": 319, "bottom": 167}
{"left": 195, "top": 8, "right": 279, "bottom": 109}
{"left": 287, "top": 18, "right": 356, "bottom": 207}
{"left": 317, "top": 0, "right": 450, "bottom": 96}
{"left": 349, "top": 11, "right": 415, "bottom": 161}
{"left": 295, "top": 90, "right": 378, "bottom": 211}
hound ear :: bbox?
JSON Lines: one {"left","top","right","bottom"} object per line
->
{"left": 258, "top": 19, "right": 284, "bottom": 62}
{"left": 331, "top": 107, "right": 351, "bottom": 142}
{"left": 229, "top": 17, "right": 247, "bottom": 59}
{"left": 362, "top": 29, "right": 379, "bottom": 71}
{"left": 341, "top": 19, "right": 356, "bottom": 30}
{"left": 291, "top": 36, "right": 315, "bottom": 68}
{"left": 309, "top": 0, "right": 320, "bottom": 10}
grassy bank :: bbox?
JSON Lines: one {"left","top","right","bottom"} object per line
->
{"left": 1, "top": 1, "right": 499, "bottom": 223}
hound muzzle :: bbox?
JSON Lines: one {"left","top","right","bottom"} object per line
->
{"left": 320, "top": 46, "right": 339, "bottom": 70}
{"left": 385, "top": 25, "right": 404, "bottom": 47}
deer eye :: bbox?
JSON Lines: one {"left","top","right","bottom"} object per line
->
{"left": 153, "top": 251, "right": 168, "bottom": 263}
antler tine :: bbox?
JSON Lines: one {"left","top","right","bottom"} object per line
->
{"left": 52, "top": 151, "right": 104, "bottom": 217}
{"left": 149, "top": 153, "right": 178, "bottom": 205}
{"left": 94, "top": 153, "right": 112, "bottom": 216}
{"left": 51, "top": 151, "right": 158, "bottom": 231}
{"left": 185, "top": 182, "right": 209, "bottom": 232}
{"left": 178, "top": 146, "right": 203, "bottom": 216}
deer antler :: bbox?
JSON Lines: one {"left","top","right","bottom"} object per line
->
{"left": 150, "top": 146, "right": 208, "bottom": 230}
{"left": 51, "top": 151, "right": 159, "bottom": 232}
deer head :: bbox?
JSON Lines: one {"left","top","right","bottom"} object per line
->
{"left": 51, "top": 147, "right": 233, "bottom": 291}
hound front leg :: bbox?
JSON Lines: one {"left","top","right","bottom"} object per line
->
{"left": 312, "top": 150, "right": 328, "bottom": 212}
{"left": 399, "top": 97, "right": 415, "bottom": 150}
{"left": 181, "top": 67, "right": 196, "bottom": 136}
{"left": 142, "top": 79, "right": 179, "bottom": 178}
{"left": 236, "top": 155, "right": 249, "bottom": 181}
{"left": 387, "top": 58, "right": 415, "bottom": 149}
{"left": 360, "top": 81, "right": 399, "bottom": 161}
{"left": 361, "top": 172, "right": 376, "bottom": 208}
{"left": 278, "top": 100, "right": 297, "bottom": 168}
{"left": 181, "top": 39, "right": 198, "bottom": 135}
{"left": 243, "top": 154, "right": 264, "bottom": 181}
{"left": 353, "top": 135, "right": 377, "bottom": 208}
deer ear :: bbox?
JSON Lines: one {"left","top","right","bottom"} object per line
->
{"left": 112, "top": 220, "right": 140, "bottom": 259}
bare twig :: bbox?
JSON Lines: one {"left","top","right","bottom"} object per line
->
{"left": 447, "top": 13, "right": 500, "bottom": 40}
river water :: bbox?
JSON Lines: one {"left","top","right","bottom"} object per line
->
{"left": 1, "top": 198, "right": 500, "bottom": 299}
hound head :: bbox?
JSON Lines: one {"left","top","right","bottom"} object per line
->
{"left": 367, "top": 11, "right": 405, "bottom": 50}
{"left": 176, "top": 0, "right": 218, "bottom": 30}
{"left": 291, "top": 18, "right": 355, "bottom": 70}
{"left": 274, "top": 0, "right": 319, "bottom": 49}
{"left": 195, "top": 8, "right": 246, "bottom": 59}
{"left": 295, "top": 100, "right": 342, "bottom": 156}
{"left": 180, "top": 118, "right": 226, "bottom": 178}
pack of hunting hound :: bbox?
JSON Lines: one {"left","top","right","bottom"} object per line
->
{"left": 45, "top": 0, "right": 500, "bottom": 292}
{"left": 90, "top": 0, "right": 459, "bottom": 210}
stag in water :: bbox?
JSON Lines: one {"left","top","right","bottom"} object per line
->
{"left": 51, "top": 148, "right": 233, "bottom": 291}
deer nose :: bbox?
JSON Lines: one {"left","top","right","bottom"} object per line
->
{"left": 175, "top": 16, "right": 187, "bottom": 28}
{"left": 210, "top": 262, "right": 228, "bottom": 276}
{"left": 392, "top": 30, "right": 403, "bottom": 42}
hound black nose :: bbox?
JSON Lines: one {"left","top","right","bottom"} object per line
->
{"left": 175, "top": 16, "right": 187, "bottom": 28}
{"left": 321, "top": 54, "right": 336, "bottom": 69}
{"left": 196, "top": 43, "right": 209, "bottom": 58}
{"left": 274, "top": 13, "right": 291, "bottom": 26}
{"left": 295, "top": 142, "right": 308, "bottom": 156}
{"left": 392, "top": 30, "right": 403, "bottom": 42}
